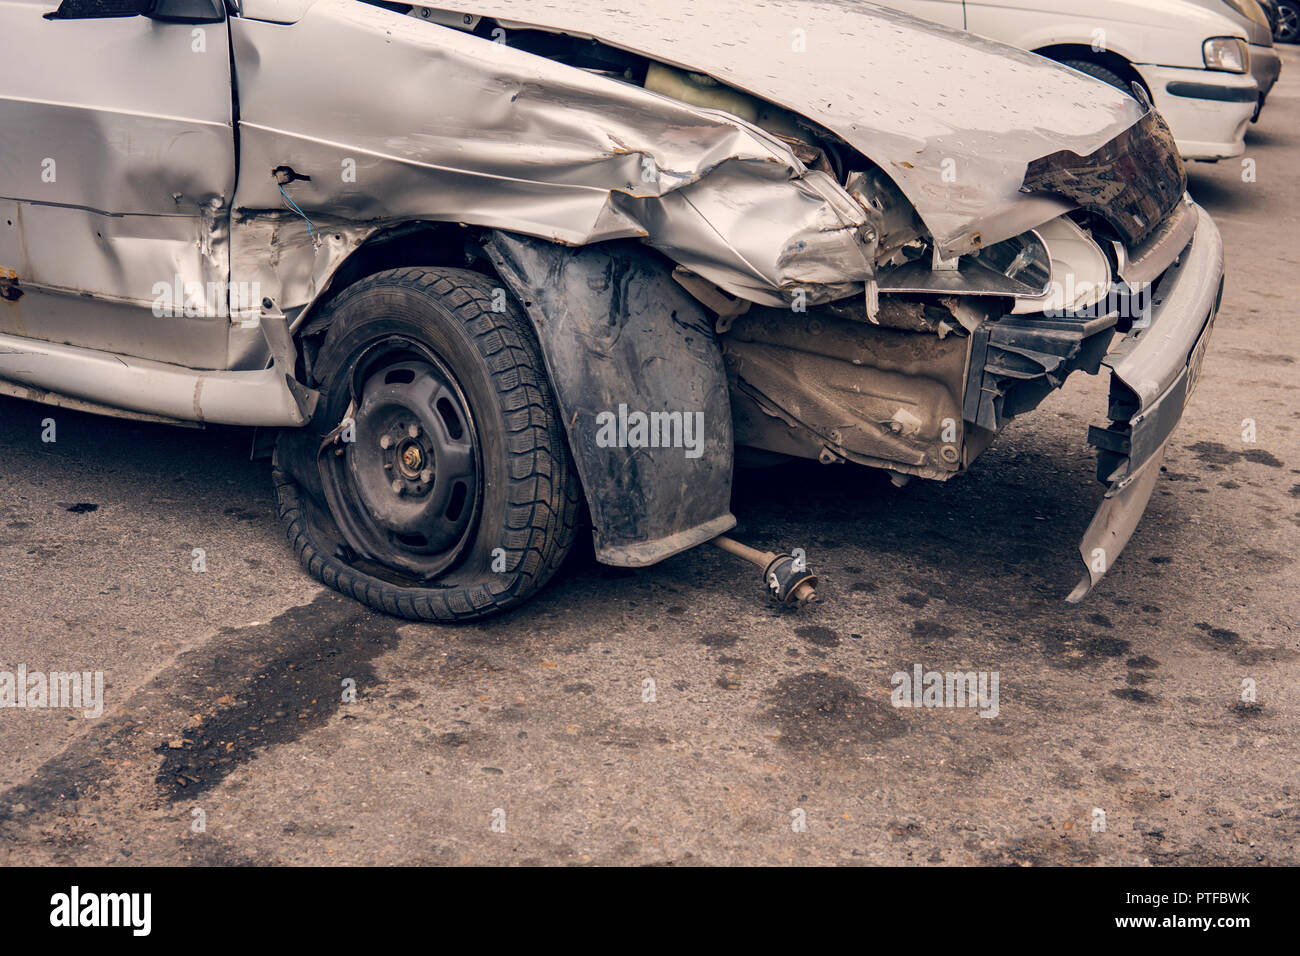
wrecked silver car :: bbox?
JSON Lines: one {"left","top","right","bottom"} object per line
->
{"left": 0, "top": 0, "right": 1222, "bottom": 619}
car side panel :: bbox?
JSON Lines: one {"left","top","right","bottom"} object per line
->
{"left": 0, "top": 0, "right": 236, "bottom": 369}
{"left": 962, "top": 0, "right": 1239, "bottom": 67}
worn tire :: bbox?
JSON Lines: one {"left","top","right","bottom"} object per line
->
{"left": 273, "top": 266, "right": 581, "bottom": 621}
{"left": 1060, "top": 59, "right": 1138, "bottom": 98}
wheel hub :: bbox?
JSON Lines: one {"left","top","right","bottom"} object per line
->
{"left": 398, "top": 439, "right": 425, "bottom": 478}
{"left": 323, "top": 347, "right": 481, "bottom": 579}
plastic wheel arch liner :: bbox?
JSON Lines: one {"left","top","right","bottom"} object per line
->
{"left": 486, "top": 232, "right": 736, "bottom": 567}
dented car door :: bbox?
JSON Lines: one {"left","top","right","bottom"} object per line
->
{"left": 0, "top": 0, "right": 235, "bottom": 369}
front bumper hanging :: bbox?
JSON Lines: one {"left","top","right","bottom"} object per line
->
{"left": 1070, "top": 202, "right": 1224, "bottom": 601}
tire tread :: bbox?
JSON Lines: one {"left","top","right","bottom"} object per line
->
{"left": 274, "top": 267, "right": 582, "bottom": 622}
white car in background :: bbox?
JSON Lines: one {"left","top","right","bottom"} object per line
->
{"left": 887, "top": 0, "right": 1260, "bottom": 160}
{"left": 1187, "top": 0, "right": 1282, "bottom": 120}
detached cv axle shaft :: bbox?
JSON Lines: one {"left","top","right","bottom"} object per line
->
{"left": 711, "top": 535, "right": 818, "bottom": 606}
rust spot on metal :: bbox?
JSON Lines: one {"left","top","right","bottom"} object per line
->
{"left": 0, "top": 269, "right": 21, "bottom": 302}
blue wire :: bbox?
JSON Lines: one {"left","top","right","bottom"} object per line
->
{"left": 278, "top": 183, "right": 314, "bottom": 236}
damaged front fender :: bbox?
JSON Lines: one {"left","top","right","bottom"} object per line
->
{"left": 410, "top": 0, "right": 1147, "bottom": 257}
{"left": 229, "top": 0, "right": 873, "bottom": 312}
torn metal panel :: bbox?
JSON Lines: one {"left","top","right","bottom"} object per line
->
{"left": 640, "top": 166, "right": 872, "bottom": 307}
{"left": 228, "top": 0, "right": 873, "bottom": 309}
{"left": 485, "top": 232, "right": 735, "bottom": 566}
{"left": 227, "top": 212, "right": 376, "bottom": 368}
{"left": 402, "top": 0, "right": 1145, "bottom": 256}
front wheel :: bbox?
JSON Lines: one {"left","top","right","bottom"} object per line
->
{"left": 274, "top": 266, "right": 581, "bottom": 621}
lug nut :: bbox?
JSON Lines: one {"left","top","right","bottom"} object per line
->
{"left": 420, "top": 468, "right": 433, "bottom": 483}
{"left": 391, "top": 479, "right": 403, "bottom": 494}
{"left": 380, "top": 435, "right": 392, "bottom": 450}
{"left": 408, "top": 423, "right": 421, "bottom": 438}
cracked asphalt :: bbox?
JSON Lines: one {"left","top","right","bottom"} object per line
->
{"left": 0, "top": 49, "right": 1296, "bottom": 866}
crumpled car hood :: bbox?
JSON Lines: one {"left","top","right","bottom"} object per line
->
{"left": 416, "top": 0, "right": 1148, "bottom": 255}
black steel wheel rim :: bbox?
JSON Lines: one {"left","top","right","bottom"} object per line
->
{"left": 331, "top": 339, "right": 481, "bottom": 580}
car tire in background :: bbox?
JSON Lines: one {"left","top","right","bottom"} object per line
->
{"left": 273, "top": 267, "right": 582, "bottom": 621}
{"left": 1061, "top": 59, "right": 1140, "bottom": 97}
{"left": 1276, "top": 0, "right": 1300, "bottom": 43}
